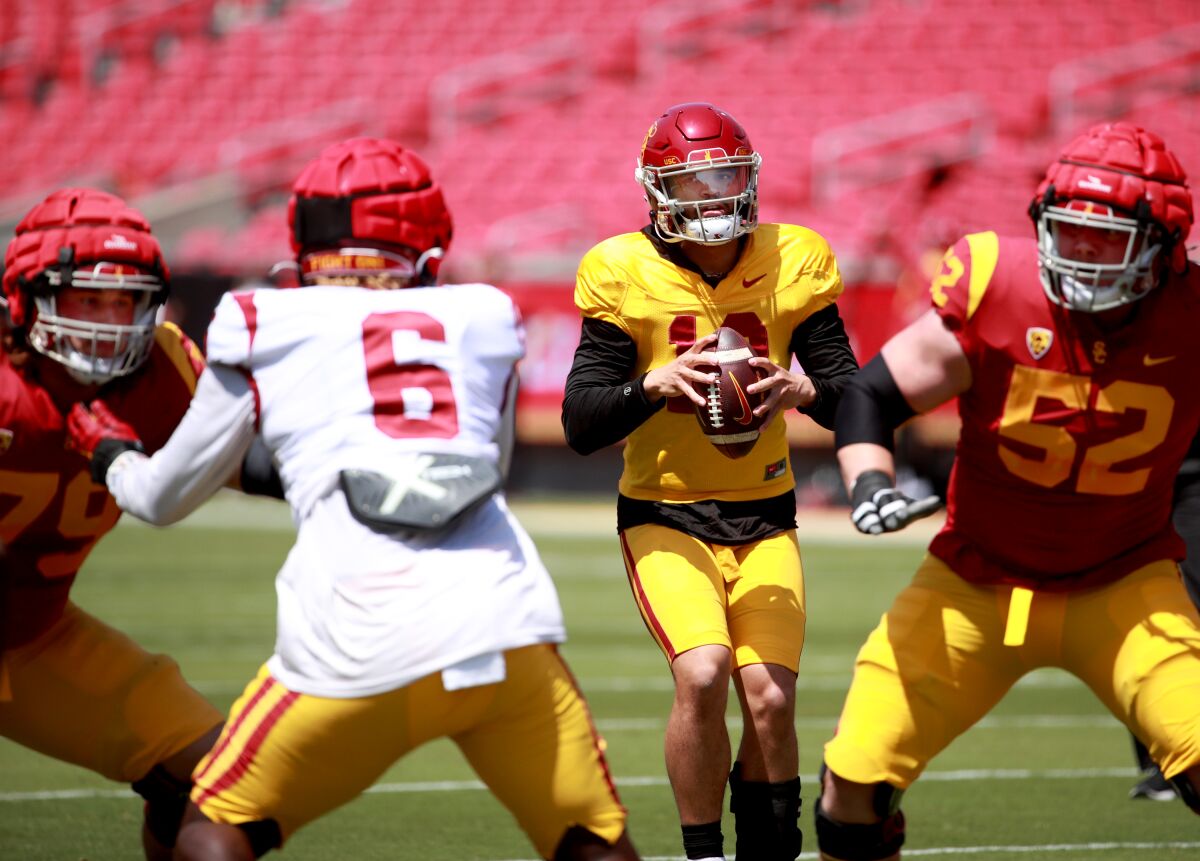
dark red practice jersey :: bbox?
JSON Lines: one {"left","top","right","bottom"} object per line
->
{"left": 928, "top": 232, "right": 1200, "bottom": 590}
{"left": 0, "top": 323, "right": 203, "bottom": 647}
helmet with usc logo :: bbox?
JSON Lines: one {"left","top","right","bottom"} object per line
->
{"left": 2, "top": 188, "right": 168, "bottom": 383}
{"left": 635, "top": 103, "right": 761, "bottom": 245}
{"left": 1030, "top": 122, "right": 1193, "bottom": 312}
{"left": 286, "top": 137, "right": 453, "bottom": 289}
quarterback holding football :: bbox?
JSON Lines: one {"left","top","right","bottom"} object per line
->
{"left": 562, "top": 102, "right": 859, "bottom": 861}
{"left": 693, "top": 325, "right": 770, "bottom": 459}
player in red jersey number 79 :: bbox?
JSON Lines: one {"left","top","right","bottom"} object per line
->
{"left": 0, "top": 188, "right": 224, "bottom": 859}
{"left": 820, "top": 123, "right": 1200, "bottom": 860}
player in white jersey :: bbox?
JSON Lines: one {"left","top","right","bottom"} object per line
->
{"left": 67, "top": 138, "right": 640, "bottom": 861}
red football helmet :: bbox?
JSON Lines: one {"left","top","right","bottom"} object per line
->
{"left": 1030, "top": 122, "right": 1193, "bottom": 312}
{"left": 2, "top": 188, "right": 168, "bottom": 383}
{"left": 287, "top": 137, "right": 453, "bottom": 288}
{"left": 636, "top": 102, "right": 761, "bottom": 245}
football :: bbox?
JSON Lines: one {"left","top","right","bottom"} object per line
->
{"left": 694, "top": 326, "right": 767, "bottom": 459}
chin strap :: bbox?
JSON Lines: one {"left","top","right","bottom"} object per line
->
{"left": 414, "top": 247, "right": 444, "bottom": 285}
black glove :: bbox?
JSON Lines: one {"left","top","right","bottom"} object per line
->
{"left": 849, "top": 469, "right": 942, "bottom": 535}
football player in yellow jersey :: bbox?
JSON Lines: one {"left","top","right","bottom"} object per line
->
{"left": 562, "top": 102, "right": 859, "bottom": 861}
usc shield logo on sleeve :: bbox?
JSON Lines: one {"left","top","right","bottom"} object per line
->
{"left": 1026, "top": 327, "right": 1053, "bottom": 360}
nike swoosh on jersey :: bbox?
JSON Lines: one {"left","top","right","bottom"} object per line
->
{"left": 1143, "top": 354, "right": 1176, "bottom": 366}
{"left": 729, "top": 372, "right": 754, "bottom": 424}
{"left": 742, "top": 274, "right": 767, "bottom": 289}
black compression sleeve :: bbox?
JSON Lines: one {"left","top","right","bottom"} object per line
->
{"left": 788, "top": 303, "right": 860, "bottom": 430}
{"left": 833, "top": 353, "right": 917, "bottom": 452}
{"left": 240, "top": 435, "right": 285, "bottom": 500}
{"left": 561, "top": 317, "right": 665, "bottom": 455}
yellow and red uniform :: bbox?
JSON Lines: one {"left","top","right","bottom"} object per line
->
{"left": 825, "top": 233, "right": 1200, "bottom": 788}
{"left": 930, "top": 232, "right": 1200, "bottom": 590}
{"left": 571, "top": 224, "right": 857, "bottom": 670}
{"left": 576, "top": 224, "right": 844, "bottom": 503}
{"left": 191, "top": 645, "right": 625, "bottom": 855}
{"left": 0, "top": 324, "right": 222, "bottom": 781}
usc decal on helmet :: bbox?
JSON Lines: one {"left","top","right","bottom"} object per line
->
{"left": 635, "top": 102, "right": 761, "bottom": 246}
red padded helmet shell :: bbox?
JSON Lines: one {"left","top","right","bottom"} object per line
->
{"left": 639, "top": 102, "right": 755, "bottom": 169}
{"left": 287, "top": 137, "right": 453, "bottom": 262}
{"left": 637, "top": 103, "right": 761, "bottom": 244}
{"left": 3, "top": 187, "right": 168, "bottom": 329}
{"left": 1033, "top": 123, "right": 1192, "bottom": 268}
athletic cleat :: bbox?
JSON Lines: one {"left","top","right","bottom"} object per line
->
{"left": 1129, "top": 767, "right": 1178, "bottom": 802}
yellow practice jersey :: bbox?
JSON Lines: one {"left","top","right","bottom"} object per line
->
{"left": 575, "top": 224, "right": 844, "bottom": 503}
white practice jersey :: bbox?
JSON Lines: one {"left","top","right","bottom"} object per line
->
{"left": 207, "top": 284, "right": 524, "bottom": 519}
{"left": 108, "top": 283, "right": 566, "bottom": 698}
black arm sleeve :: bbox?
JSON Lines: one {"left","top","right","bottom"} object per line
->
{"left": 239, "top": 435, "right": 285, "bottom": 500}
{"left": 561, "top": 317, "right": 665, "bottom": 455}
{"left": 788, "top": 303, "right": 860, "bottom": 430}
{"left": 833, "top": 353, "right": 917, "bottom": 452}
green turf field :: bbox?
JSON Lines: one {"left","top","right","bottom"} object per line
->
{"left": 1, "top": 497, "right": 1197, "bottom": 859}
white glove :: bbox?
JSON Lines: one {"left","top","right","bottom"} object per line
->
{"left": 849, "top": 470, "right": 942, "bottom": 535}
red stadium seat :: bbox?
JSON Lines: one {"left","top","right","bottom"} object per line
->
{"left": 4, "top": 0, "right": 1199, "bottom": 279}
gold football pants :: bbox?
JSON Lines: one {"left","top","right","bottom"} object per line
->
{"left": 619, "top": 524, "right": 806, "bottom": 669}
{"left": 0, "top": 602, "right": 222, "bottom": 782}
{"left": 825, "top": 555, "right": 1200, "bottom": 787}
{"left": 191, "top": 643, "right": 627, "bottom": 856}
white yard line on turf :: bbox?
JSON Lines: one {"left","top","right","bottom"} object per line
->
{"left": 496, "top": 843, "right": 1200, "bottom": 861}
{"left": 597, "top": 714, "right": 1121, "bottom": 732}
{"left": 896, "top": 845, "right": 1200, "bottom": 857}
{"left": 0, "top": 766, "right": 1146, "bottom": 803}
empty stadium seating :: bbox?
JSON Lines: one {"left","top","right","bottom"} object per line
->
{"left": 1, "top": 0, "right": 1198, "bottom": 285}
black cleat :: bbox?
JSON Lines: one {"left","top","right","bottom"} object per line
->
{"left": 1130, "top": 767, "right": 1178, "bottom": 802}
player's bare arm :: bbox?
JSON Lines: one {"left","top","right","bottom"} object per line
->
{"left": 839, "top": 309, "right": 971, "bottom": 484}
{"left": 880, "top": 309, "right": 973, "bottom": 413}
{"left": 835, "top": 309, "right": 969, "bottom": 534}
{"left": 642, "top": 332, "right": 719, "bottom": 408}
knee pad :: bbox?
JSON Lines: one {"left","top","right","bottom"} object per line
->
{"left": 131, "top": 765, "right": 192, "bottom": 848}
{"left": 814, "top": 780, "right": 906, "bottom": 861}
{"left": 728, "top": 762, "right": 803, "bottom": 860}
{"left": 1170, "top": 772, "right": 1200, "bottom": 815}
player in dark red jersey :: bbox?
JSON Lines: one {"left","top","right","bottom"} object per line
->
{"left": 0, "top": 188, "right": 224, "bottom": 859}
{"left": 817, "top": 123, "right": 1200, "bottom": 860}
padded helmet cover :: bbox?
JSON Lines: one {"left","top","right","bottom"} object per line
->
{"left": 288, "top": 137, "right": 453, "bottom": 260}
{"left": 3, "top": 187, "right": 168, "bottom": 328}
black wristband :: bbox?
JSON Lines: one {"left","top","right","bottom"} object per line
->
{"left": 91, "top": 439, "right": 145, "bottom": 485}
{"left": 850, "top": 469, "right": 892, "bottom": 508}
